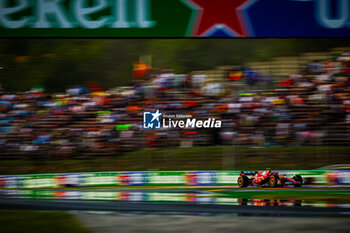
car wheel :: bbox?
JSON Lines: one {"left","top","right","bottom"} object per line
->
{"left": 238, "top": 175, "right": 250, "bottom": 188}
{"left": 293, "top": 175, "right": 303, "bottom": 187}
{"left": 269, "top": 175, "right": 278, "bottom": 187}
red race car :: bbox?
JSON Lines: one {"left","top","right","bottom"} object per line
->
{"left": 237, "top": 169, "right": 303, "bottom": 188}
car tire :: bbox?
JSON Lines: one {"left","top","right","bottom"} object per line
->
{"left": 269, "top": 175, "right": 278, "bottom": 187}
{"left": 238, "top": 175, "right": 250, "bottom": 188}
{"left": 293, "top": 175, "right": 303, "bottom": 187}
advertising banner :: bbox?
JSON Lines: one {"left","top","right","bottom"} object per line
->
{"left": 337, "top": 170, "right": 350, "bottom": 184}
{"left": 0, "top": 0, "right": 349, "bottom": 37}
{"left": 147, "top": 171, "right": 186, "bottom": 185}
{"left": 116, "top": 171, "right": 147, "bottom": 185}
{"left": 54, "top": 173, "right": 82, "bottom": 187}
{"left": 81, "top": 172, "right": 118, "bottom": 186}
{"left": 20, "top": 174, "right": 57, "bottom": 188}
{"left": 116, "top": 172, "right": 131, "bottom": 185}
{"left": 186, "top": 171, "right": 216, "bottom": 185}
{"left": 215, "top": 171, "right": 240, "bottom": 185}
{"left": 0, "top": 170, "right": 346, "bottom": 188}
{"left": 325, "top": 170, "right": 350, "bottom": 184}
{"left": 0, "top": 176, "right": 4, "bottom": 188}
{"left": 2, "top": 175, "right": 20, "bottom": 189}
{"left": 127, "top": 171, "right": 147, "bottom": 185}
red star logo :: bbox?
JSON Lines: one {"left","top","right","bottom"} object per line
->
{"left": 186, "top": 0, "right": 251, "bottom": 36}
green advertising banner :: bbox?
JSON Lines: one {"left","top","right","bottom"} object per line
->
{"left": 215, "top": 171, "right": 240, "bottom": 185}
{"left": 20, "top": 174, "right": 57, "bottom": 188}
{"left": 81, "top": 172, "right": 118, "bottom": 186}
{"left": 0, "top": 0, "right": 192, "bottom": 37}
{"left": 147, "top": 171, "right": 186, "bottom": 185}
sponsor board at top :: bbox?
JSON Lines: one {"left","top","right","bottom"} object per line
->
{"left": 0, "top": 0, "right": 155, "bottom": 29}
{"left": 0, "top": 0, "right": 349, "bottom": 37}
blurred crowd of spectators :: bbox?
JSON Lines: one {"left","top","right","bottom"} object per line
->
{"left": 0, "top": 53, "right": 350, "bottom": 159}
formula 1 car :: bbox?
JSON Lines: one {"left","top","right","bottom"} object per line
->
{"left": 237, "top": 169, "right": 303, "bottom": 188}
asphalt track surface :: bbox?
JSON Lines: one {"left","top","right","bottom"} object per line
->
{"left": 75, "top": 214, "right": 350, "bottom": 233}
{"left": 1, "top": 187, "right": 350, "bottom": 217}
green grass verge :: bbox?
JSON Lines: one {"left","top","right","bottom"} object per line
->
{"left": 0, "top": 210, "right": 89, "bottom": 233}
{"left": 1, "top": 145, "right": 349, "bottom": 175}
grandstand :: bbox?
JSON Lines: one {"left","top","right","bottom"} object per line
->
{"left": 0, "top": 48, "right": 350, "bottom": 163}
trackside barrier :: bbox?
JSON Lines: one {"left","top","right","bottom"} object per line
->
{"left": 0, "top": 170, "right": 349, "bottom": 189}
